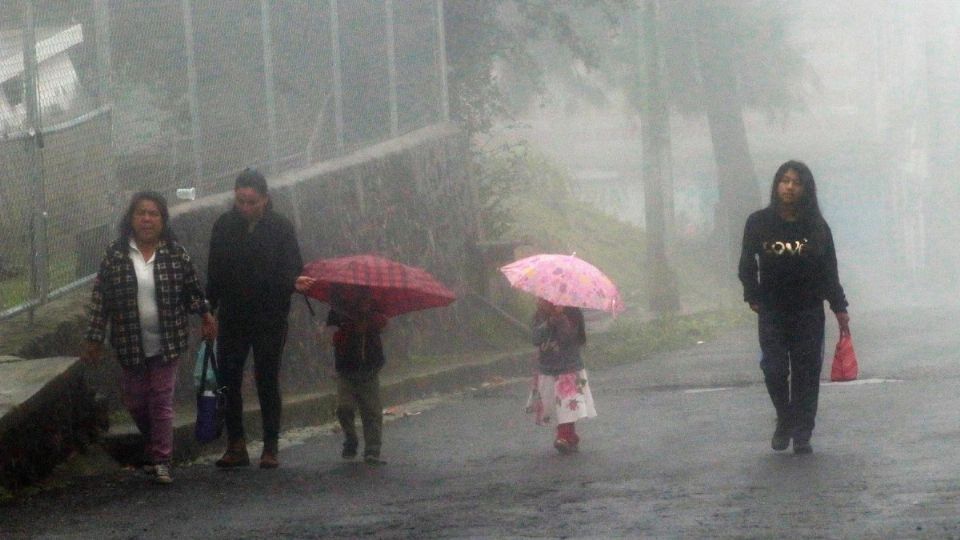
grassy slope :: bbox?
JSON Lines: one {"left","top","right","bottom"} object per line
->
{"left": 495, "top": 146, "right": 740, "bottom": 317}
{"left": 486, "top": 145, "right": 751, "bottom": 364}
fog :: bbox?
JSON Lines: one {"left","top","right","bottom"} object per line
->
{"left": 2, "top": 0, "right": 958, "bottom": 322}
{"left": 492, "top": 0, "right": 960, "bottom": 315}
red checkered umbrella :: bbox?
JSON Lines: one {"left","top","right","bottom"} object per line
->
{"left": 300, "top": 254, "right": 456, "bottom": 318}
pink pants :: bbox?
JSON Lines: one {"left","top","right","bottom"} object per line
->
{"left": 120, "top": 357, "right": 179, "bottom": 464}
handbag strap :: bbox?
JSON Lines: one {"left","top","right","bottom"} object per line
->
{"left": 199, "top": 340, "right": 214, "bottom": 393}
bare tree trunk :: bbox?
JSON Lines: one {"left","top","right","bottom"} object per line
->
{"left": 695, "top": 13, "right": 761, "bottom": 267}
{"left": 636, "top": 0, "right": 679, "bottom": 315}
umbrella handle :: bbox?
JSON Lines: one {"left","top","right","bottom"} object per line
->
{"left": 302, "top": 295, "right": 316, "bottom": 317}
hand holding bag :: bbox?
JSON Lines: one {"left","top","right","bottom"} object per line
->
{"left": 194, "top": 340, "right": 225, "bottom": 443}
{"left": 830, "top": 333, "right": 859, "bottom": 382}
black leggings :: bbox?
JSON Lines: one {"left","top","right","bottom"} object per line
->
{"left": 217, "top": 319, "right": 288, "bottom": 443}
{"left": 758, "top": 307, "right": 825, "bottom": 441}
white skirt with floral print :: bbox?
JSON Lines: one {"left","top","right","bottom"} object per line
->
{"left": 525, "top": 369, "right": 597, "bottom": 426}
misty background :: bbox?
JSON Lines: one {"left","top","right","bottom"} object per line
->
{"left": 475, "top": 0, "right": 960, "bottom": 315}
{"left": 2, "top": 0, "right": 959, "bottom": 323}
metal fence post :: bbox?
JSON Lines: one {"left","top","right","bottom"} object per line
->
{"left": 436, "top": 0, "right": 450, "bottom": 122}
{"left": 260, "top": 0, "right": 280, "bottom": 173}
{"left": 93, "top": 0, "right": 112, "bottom": 108}
{"left": 181, "top": 0, "right": 204, "bottom": 192}
{"left": 22, "top": 0, "right": 48, "bottom": 320}
{"left": 330, "top": 0, "right": 345, "bottom": 153}
{"left": 93, "top": 0, "right": 118, "bottom": 213}
{"left": 385, "top": 0, "right": 399, "bottom": 137}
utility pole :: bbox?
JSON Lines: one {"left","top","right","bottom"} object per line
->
{"left": 181, "top": 0, "right": 204, "bottom": 192}
{"left": 260, "top": 0, "right": 280, "bottom": 173}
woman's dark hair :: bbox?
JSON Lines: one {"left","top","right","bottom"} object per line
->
{"left": 234, "top": 168, "right": 273, "bottom": 210}
{"left": 769, "top": 160, "right": 829, "bottom": 250}
{"left": 235, "top": 168, "right": 268, "bottom": 195}
{"left": 769, "top": 160, "right": 823, "bottom": 223}
{"left": 118, "top": 191, "right": 176, "bottom": 251}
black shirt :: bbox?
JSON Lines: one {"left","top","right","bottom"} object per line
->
{"left": 738, "top": 207, "right": 848, "bottom": 313}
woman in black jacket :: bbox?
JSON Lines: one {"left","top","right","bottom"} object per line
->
{"left": 207, "top": 169, "right": 303, "bottom": 469}
{"left": 738, "top": 160, "right": 849, "bottom": 455}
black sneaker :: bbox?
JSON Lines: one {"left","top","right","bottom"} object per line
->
{"left": 771, "top": 419, "right": 791, "bottom": 451}
{"left": 342, "top": 442, "right": 358, "bottom": 460}
{"left": 793, "top": 439, "right": 813, "bottom": 455}
{"left": 363, "top": 455, "right": 387, "bottom": 466}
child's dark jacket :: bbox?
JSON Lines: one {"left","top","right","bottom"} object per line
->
{"left": 532, "top": 307, "right": 585, "bottom": 376}
{"left": 326, "top": 308, "right": 388, "bottom": 376}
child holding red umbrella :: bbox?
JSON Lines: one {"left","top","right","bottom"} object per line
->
{"left": 295, "top": 255, "right": 456, "bottom": 464}
{"left": 296, "top": 278, "right": 389, "bottom": 464}
{"left": 526, "top": 298, "right": 597, "bottom": 453}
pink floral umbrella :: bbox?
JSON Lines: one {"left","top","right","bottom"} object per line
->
{"left": 499, "top": 254, "right": 624, "bottom": 313}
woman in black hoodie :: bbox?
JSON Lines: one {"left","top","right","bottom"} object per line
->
{"left": 738, "top": 160, "right": 850, "bottom": 455}
{"left": 207, "top": 169, "right": 303, "bottom": 469}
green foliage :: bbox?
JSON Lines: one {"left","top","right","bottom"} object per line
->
{"left": 473, "top": 143, "right": 523, "bottom": 240}
{"left": 0, "top": 250, "right": 78, "bottom": 313}
{"left": 0, "top": 273, "right": 31, "bottom": 310}
{"left": 475, "top": 141, "right": 742, "bottom": 313}
{"left": 656, "top": 1, "right": 812, "bottom": 120}
{"left": 444, "top": 0, "right": 619, "bottom": 135}
{"left": 476, "top": 142, "right": 649, "bottom": 304}
{"left": 588, "top": 309, "right": 753, "bottom": 368}
{"left": 445, "top": 0, "right": 810, "bottom": 131}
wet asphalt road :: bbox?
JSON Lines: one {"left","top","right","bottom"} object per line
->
{"left": 3, "top": 307, "right": 960, "bottom": 539}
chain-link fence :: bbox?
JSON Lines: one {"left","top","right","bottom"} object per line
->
{"left": 0, "top": 0, "right": 449, "bottom": 320}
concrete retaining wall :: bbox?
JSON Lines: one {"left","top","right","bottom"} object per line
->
{"left": 0, "top": 357, "right": 106, "bottom": 491}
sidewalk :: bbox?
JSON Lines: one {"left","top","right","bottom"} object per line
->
{"left": 103, "top": 347, "right": 537, "bottom": 465}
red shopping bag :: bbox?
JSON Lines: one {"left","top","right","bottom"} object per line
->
{"left": 830, "top": 334, "right": 859, "bottom": 382}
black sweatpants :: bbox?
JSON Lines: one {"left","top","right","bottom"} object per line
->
{"left": 217, "top": 318, "right": 288, "bottom": 444}
{"left": 758, "top": 306, "right": 826, "bottom": 441}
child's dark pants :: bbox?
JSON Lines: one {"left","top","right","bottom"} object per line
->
{"left": 337, "top": 372, "right": 383, "bottom": 457}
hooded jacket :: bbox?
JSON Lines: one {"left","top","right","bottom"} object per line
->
{"left": 533, "top": 307, "right": 586, "bottom": 376}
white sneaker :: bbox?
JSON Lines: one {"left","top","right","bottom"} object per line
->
{"left": 153, "top": 463, "right": 173, "bottom": 484}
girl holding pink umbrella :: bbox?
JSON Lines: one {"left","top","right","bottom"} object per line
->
{"left": 502, "top": 253, "right": 620, "bottom": 454}
{"left": 527, "top": 298, "right": 596, "bottom": 453}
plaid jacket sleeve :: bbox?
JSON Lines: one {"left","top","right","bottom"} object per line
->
{"left": 175, "top": 244, "right": 209, "bottom": 315}
{"left": 85, "top": 250, "right": 114, "bottom": 343}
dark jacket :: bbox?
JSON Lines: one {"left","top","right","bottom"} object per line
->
{"left": 206, "top": 208, "right": 303, "bottom": 324}
{"left": 532, "top": 307, "right": 586, "bottom": 376}
{"left": 85, "top": 238, "right": 209, "bottom": 367}
{"left": 738, "top": 207, "right": 848, "bottom": 313}
{"left": 326, "top": 308, "right": 388, "bottom": 376}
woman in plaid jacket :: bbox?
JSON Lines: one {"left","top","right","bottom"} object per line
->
{"left": 80, "top": 191, "right": 216, "bottom": 484}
